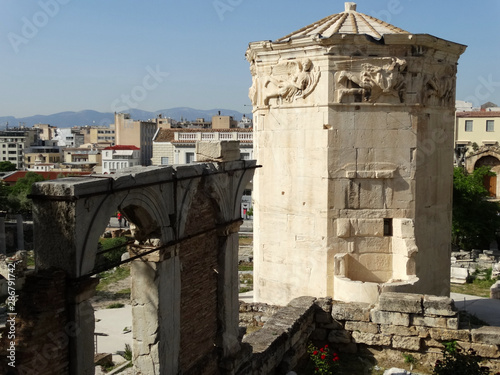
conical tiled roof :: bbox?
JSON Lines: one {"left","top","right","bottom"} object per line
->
{"left": 276, "top": 2, "right": 409, "bottom": 42}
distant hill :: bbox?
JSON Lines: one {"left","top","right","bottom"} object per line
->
{"left": 0, "top": 108, "right": 252, "bottom": 129}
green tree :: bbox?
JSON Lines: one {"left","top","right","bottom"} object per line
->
{"left": 0, "top": 161, "right": 16, "bottom": 172}
{"left": 7, "top": 172, "right": 45, "bottom": 213}
{"left": 452, "top": 166, "right": 500, "bottom": 251}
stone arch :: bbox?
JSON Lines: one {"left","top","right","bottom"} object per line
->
{"left": 475, "top": 155, "right": 500, "bottom": 198}
{"left": 28, "top": 162, "right": 256, "bottom": 374}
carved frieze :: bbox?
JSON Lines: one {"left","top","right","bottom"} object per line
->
{"left": 333, "top": 57, "right": 407, "bottom": 104}
{"left": 248, "top": 58, "right": 321, "bottom": 107}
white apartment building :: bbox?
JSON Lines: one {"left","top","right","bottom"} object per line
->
{"left": 152, "top": 128, "right": 254, "bottom": 218}
{"left": 151, "top": 128, "right": 253, "bottom": 166}
{"left": 102, "top": 145, "right": 141, "bottom": 174}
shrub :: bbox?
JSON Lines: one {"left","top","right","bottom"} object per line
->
{"left": 433, "top": 341, "right": 491, "bottom": 375}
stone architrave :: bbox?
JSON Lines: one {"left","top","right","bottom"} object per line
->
{"left": 247, "top": 2, "right": 466, "bottom": 305}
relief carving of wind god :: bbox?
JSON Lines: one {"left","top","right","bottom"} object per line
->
{"left": 249, "top": 58, "right": 321, "bottom": 107}
{"left": 333, "top": 57, "right": 407, "bottom": 104}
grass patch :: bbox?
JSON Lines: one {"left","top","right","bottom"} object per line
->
{"left": 106, "top": 302, "right": 125, "bottom": 309}
{"left": 451, "top": 277, "right": 498, "bottom": 298}
{"left": 117, "top": 288, "right": 131, "bottom": 296}
{"left": 123, "top": 344, "right": 132, "bottom": 361}
{"left": 238, "top": 262, "right": 253, "bottom": 271}
{"left": 96, "top": 265, "right": 131, "bottom": 292}
{"left": 239, "top": 287, "right": 252, "bottom": 293}
{"left": 239, "top": 236, "right": 253, "bottom": 246}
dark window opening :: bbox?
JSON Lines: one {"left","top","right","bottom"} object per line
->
{"left": 383, "top": 218, "right": 393, "bottom": 236}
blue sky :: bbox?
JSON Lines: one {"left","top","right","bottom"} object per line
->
{"left": 0, "top": 0, "right": 499, "bottom": 118}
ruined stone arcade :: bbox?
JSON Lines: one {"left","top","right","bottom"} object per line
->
{"left": 3, "top": 160, "right": 255, "bottom": 374}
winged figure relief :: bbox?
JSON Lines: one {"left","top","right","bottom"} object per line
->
{"left": 261, "top": 59, "right": 321, "bottom": 106}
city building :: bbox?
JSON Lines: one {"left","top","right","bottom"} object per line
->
{"left": 212, "top": 113, "right": 238, "bottom": 129}
{"left": 33, "top": 123, "right": 57, "bottom": 141}
{"left": 24, "top": 140, "right": 62, "bottom": 170}
{"left": 0, "top": 127, "right": 40, "bottom": 169}
{"left": 62, "top": 144, "right": 103, "bottom": 172}
{"left": 102, "top": 145, "right": 141, "bottom": 174}
{"left": 114, "top": 113, "right": 157, "bottom": 166}
{"left": 82, "top": 126, "right": 115, "bottom": 146}
{"left": 455, "top": 111, "right": 500, "bottom": 197}
{"left": 151, "top": 128, "right": 253, "bottom": 165}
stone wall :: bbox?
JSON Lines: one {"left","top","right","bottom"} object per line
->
{"left": 0, "top": 270, "right": 69, "bottom": 375}
{"left": 237, "top": 292, "right": 500, "bottom": 374}
{"left": 179, "top": 183, "right": 219, "bottom": 374}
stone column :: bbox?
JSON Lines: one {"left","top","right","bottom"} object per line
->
{"left": 217, "top": 223, "right": 242, "bottom": 361}
{"left": 68, "top": 278, "right": 98, "bottom": 375}
{"left": 0, "top": 212, "right": 6, "bottom": 255}
{"left": 16, "top": 213, "right": 24, "bottom": 250}
{"left": 132, "top": 248, "right": 181, "bottom": 375}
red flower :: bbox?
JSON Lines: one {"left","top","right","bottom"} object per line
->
{"left": 320, "top": 348, "right": 324, "bottom": 353}
{"left": 324, "top": 344, "right": 328, "bottom": 348}
{"left": 313, "top": 350, "right": 318, "bottom": 355}
{"left": 333, "top": 356, "right": 339, "bottom": 362}
{"left": 321, "top": 354, "right": 326, "bottom": 360}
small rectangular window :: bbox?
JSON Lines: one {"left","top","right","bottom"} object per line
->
{"left": 486, "top": 120, "right": 494, "bottom": 132}
{"left": 186, "top": 152, "right": 195, "bottom": 164}
{"left": 465, "top": 120, "right": 473, "bottom": 132}
{"left": 161, "top": 157, "right": 169, "bottom": 165}
{"left": 383, "top": 218, "right": 393, "bottom": 236}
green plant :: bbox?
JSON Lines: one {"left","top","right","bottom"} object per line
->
{"left": 433, "top": 341, "right": 490, "bottom": 375}
{"left": 403, "top": 353, "right": 417, "bottom": 370}
{"left": 123, "top": 343, "right": 132, "bottom": 361}
{"left": 106, "top": 302, "right": 125, "bottom": 309}
{"left": 307, "top": 343, "right": 339, "bottom": 374}
{"left": 452, "top": 166, "right": 500, "bottom": 251}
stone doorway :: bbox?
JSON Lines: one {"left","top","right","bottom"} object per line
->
{"left": 475, "top": 155, "right": 500, "bottom": 198}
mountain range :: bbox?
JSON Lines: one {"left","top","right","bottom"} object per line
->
{"left": 0, "top": 107, "right": 252, "bottom": 129}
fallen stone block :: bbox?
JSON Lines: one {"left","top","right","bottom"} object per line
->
{"left": 491, "top": 280, "right": 500, "bottom": 299}
{"left": 195, "top": 140, "right": 240, "bottom": 162}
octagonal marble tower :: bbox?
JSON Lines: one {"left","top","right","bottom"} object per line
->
{"left": 247, "top": 2, "right": 466, "bottom": 305}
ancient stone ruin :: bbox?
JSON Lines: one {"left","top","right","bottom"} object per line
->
{"left": 247, "top": 2, "right": 466, "bottom": 305}
{"left": 0, "top": 155, "right": 256, "bottom": 374}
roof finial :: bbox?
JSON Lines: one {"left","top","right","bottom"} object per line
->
{"left": 345, "top": 2, "right": 357, "bottom": 12}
